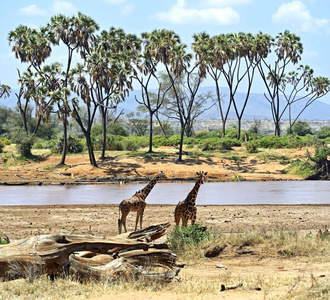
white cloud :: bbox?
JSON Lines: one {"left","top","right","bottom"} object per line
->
{"left": 272, "top": 1, "right": 329, "bottom": 33}
{"left": 153, "top": 0, "right": 240, "bottom": 26}
{"left": 203, "top": 0, "right": 251, "bottom": 7}
{"left": 19, "top": 5, "right": 46, "bottom": 17}
{"left": 52, "top": 0, "right": 77, "bottom": 16}
{"left": 121, "top": 4, "right": 134, "bottom": 15}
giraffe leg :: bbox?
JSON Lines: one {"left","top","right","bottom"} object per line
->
{"left": 134, "top": 212, "right": 140, "bottom": 232}
{"left": 191, "top": 207, "right": 197, "bottom": 225}
{"left": 174, "top": 211, "right": 181, "bottom": 226}
{"left": 139, "top": 209, "right": 145, "bottom": 230}
{"left": 121, "top": 212, "right": 128, "bottom": 233}
{"left": 182, "top": 216, "right": 188, "bottom": 227}
{"left": 174, "top": 205, "right": 182, "bottom": 226}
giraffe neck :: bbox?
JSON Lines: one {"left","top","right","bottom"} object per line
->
{"left": 186, "top": 179, "right": 202, "bottom": 206}
{"left": 140, "top": 175, "right": 161, "bottom": 199}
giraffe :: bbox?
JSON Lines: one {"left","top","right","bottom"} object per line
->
{"left": 174, "top": 171, "right": 207, "bottom": 227}
{"left": 118, "top": 171, "right": 167, "bottom": 233}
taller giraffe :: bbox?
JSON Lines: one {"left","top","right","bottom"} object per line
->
{"left": 118, "top": 171, "right": 167, "bottom": 233}
{"left": 174, "top": 171, "right": 207, "bottom": 227}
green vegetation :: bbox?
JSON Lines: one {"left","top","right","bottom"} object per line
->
{"left": 167, "top": 224, "right": 212, "bottom": 254}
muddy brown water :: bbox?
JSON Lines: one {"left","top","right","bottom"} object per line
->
{"left": 0, "top": 181, "right": 329, "bottom": 206}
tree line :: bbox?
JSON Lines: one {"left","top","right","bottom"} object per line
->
{"left": 1, "top": 12, "right": 330, "bottom": 166}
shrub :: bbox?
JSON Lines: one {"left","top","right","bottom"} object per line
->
{"left": 225, "top": 125, "right": 239, "bottom": 139}
{"left": 55, "top": 135, "right": 84, "bottom": 154}
{"left": 258, "top": 135, "right": 287, "bottom": 149}
{"left": 245, "top": 140, "right": 259, "bottom": 153}
{"left": 317, "top": 126, "right": 330, "bottom": 139}
{"left": 285, "top": 159, "right": 315, "bottom": 177}
{"left": 167, "top": 224, "right": 211, "bottom": 254}
{"left": 16, "top": 135, "right": 35, "bottom": 157}
{"left": 108, "top": 123, "right": 129, "bottom": 136}
{"left": 152, "top": 135, "right": 170, "bottom": 147}
{"left": 169, "top": 135, "right": 181, "bottom": 146}
{"left": 288, "top": 121, "right": 313, "bottom": 136}
{"left": 0, "top": 142, "right": 4, "bottom": 153}
{"left": 201, "top": 138, "right": 241, "bottom": 151}
{"left": 0, "top": 137, "right": 11, "bottom": 145}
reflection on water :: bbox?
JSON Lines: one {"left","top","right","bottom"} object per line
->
{"left": 0, "top": 181, "right": 329, "bottom": 206}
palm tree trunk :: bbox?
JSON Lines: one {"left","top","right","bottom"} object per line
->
{"left": 148, "top": 112, "right": 153, "bottom": 153}
{"left": 237, "top": 118, "right": 242, "bottom": 140}
{"left": 100, "top": 110, "right": 107, "bottom": 159}
{"left": 59, "top": 121, "right": 67, "bottom": 165}
{"left": 86, "top": 133, "right": 98, "bottom": 167}
{"left": 178, "top": 128, "right": 185, "bottom": 162}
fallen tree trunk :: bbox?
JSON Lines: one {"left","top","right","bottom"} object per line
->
{"left": 0, "top": 222, "right": 180, "bottom": 281}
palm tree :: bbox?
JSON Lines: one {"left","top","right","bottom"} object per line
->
{"left": 257, "top": 30, "right": 303, "bottom": 136}
{"left": 47, "top": 13, "right": 99, "bottom": 165}
{"left": 142, "top": 29, "right": 193, "bottom": 161}
{"left": 193, "top": 32, "right": 231, "bottom": 138}
{"left": 87, "top": 27, "right": 140, "bottom": 158}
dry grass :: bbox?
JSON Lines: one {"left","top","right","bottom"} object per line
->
{"left": 1, "top": 229, "right": 328, "bottom": 299}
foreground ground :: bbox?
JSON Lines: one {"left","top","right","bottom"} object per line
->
{"left": 0, "top": 204, "right": 329, "bottom": 299}
{"left": 0, "top": 146, "right": 329, "bottom": 299}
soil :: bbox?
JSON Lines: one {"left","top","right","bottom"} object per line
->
{"left": 0, "top": 146, "right": 329, "bottom": 299}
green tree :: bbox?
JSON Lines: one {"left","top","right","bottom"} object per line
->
{"left": 88, "top": 27, "right": 140, "bottom": 158}
{"left": 278, "top": 65, "right": 330, "bottom": 133}
{"left": 257, "top": 30, "right": 303, "bottom": 136}
{"left": 126, "top": 112, "right": 148, "bottom": 136}
{"left": 288, "top": 121, "right": 313, "bottom": 136}
{"left": 48, "top": 13, "right": 99, "bottom": 166}
{"left": 143, "top": 29, "right": 209, "bottom": 161}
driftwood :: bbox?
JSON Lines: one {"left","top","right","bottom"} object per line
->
{"left": 0, "top": 222, "right": 180, "bottom": 282}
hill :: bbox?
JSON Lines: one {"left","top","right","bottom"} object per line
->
{"left": 2, "top": 86, "right": 330, "bottom": 121}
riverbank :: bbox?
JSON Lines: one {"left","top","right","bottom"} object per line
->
{"left": 0, "top": 146, "right": 306, "bottom": 185}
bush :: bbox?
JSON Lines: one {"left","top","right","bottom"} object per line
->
{"left": 225, "top": 125, "right": 239, "bottom": 139}
{"left": 16, "top": 135, "right": 35, "bottom": 157}
{"left": 0, "top": 137, "right": 11, "bottom": 145}
{"left": 169, "top": 135, "right": 181, "bottom": 146}
{"left": 108, "top": 123, "right": 129, "bottom": 136}
{"left": 317, "top": 126, "right": 330, "bottom": 139}
{"left": 285, "top": 159, "right": 315, "bottom": 177}
{"left": 0, "top": 142, "right": 4, "bottom": 153}
{"left": 152, "top": 135, "right": 170, "bottom": 147}
{"left": 167, "top": 224, "right": 211, "bottom": 253}
{"left": 258, "top": 135, "right": 287, "bottom": 149}
{"left": 288, "top": 121, "right": 313, "bottom": 136}
{"left": 201, "top": 138, "right": 241, "bottom": 151}
{"left": 55, "top": 135, "right": 84, "bottom": 154}
{"left": 245, "top": 140, "right": 259, "bottom": 153}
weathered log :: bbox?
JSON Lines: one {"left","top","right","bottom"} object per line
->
{"left": 0, "top": 223, "right": 177, "bottom": 281}
{"left": 69, "top": 256, "right": 181, "bottom": 282}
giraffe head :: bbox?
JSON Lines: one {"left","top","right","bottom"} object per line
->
{"left": 196, "top": 171, "right": 207, "bottom": 184}
{"left": 157, "top": 171, "right": 167, "bottom": 181}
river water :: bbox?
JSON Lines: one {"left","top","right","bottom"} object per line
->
{"left": 0, "top": 181, "right": 329, "bottom": 206}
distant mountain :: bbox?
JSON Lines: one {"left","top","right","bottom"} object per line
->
{"left": 2, "top": 87, "right": 330, "bottom": 121}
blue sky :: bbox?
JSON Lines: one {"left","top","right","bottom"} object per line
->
{"left": 1, "top": 0, "right": 330, "bottom": 103}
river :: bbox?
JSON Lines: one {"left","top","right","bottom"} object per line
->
{"left": 0, "top": 181, "right": 329, "bottom": 206}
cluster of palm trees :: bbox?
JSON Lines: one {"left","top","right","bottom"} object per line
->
{"left": 6, "top": 13, "right": 330, "bottom": 166}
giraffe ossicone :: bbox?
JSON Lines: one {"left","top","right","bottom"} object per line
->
{"left": 118, "top": 171, "right": 167, "bottom": 233}
{"left": 174, "top": 171, "right": 207, "bottom": 227}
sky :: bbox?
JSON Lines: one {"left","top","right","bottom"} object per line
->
{"left": 1, "top": 0, "right": 330, "bottom": 103}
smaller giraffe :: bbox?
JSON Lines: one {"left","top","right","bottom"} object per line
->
{"left": 174, "top": 171, "right": 207, "bottom": 227}
{"left": 118, "top": 171, "right": 167, "bottom": 233}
